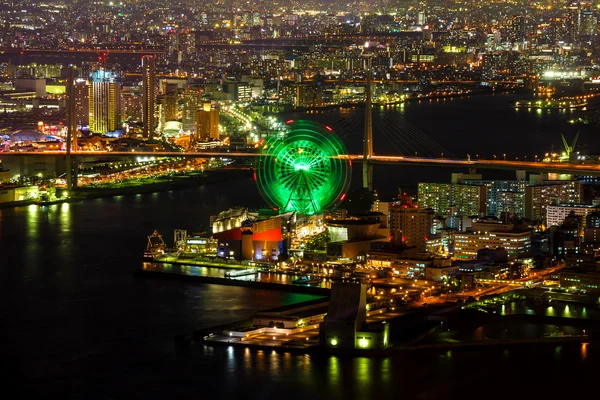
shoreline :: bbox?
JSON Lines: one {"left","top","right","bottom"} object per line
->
{"left": 192, "top": 334, "right": 591, "bottom": 357}
{"left": 0, "top": 168, "right": 253, "bottom": 209}
{"left": 133, "top": 268, "right": 331, "bottom": 296}
{"left": 288, "top": 88, "right": 518, "bottom": 113}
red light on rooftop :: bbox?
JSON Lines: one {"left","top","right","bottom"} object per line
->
{"left": 325, "top": 125, "right": 332, "bottom": 131}
{"left": 340, "top": 193, "right": 346, "bottom": 201}
{"left": 286, "top": 120, "right": 294, "bottom": 124}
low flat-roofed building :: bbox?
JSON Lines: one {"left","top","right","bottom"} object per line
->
{"left": 454, "top": 229, "right": 531, "bottom": 260}
{"left": 559, "top": 269, "right": 600, "bottom": 293}
{"left": 425, "top": 264, "right": 460, "bottom": 281}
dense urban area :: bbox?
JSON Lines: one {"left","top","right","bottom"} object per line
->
{"left": 2, "top": 0, "right": 600, "bottom": 369}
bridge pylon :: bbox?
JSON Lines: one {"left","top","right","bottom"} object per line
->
{"left": 362, "top": 43, "right": 374, "bottom": 191}
{"left": 66, "top": 65, "right": 78, "bottom": 189}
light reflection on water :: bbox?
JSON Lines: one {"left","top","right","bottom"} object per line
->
{"left": 492, "top": 301, "right": 599, "bottom": 320}
{"left": 581, "top": 343, "right": 588, "bottom": 361}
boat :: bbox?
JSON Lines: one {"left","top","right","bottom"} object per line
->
{"left": 292, "top": 275, "right": 322, "bottom": 285}
{"left": 224, "top": 268, "right": 258, "bottom": 278}
{"left": 144, "top": 230, "right": 166, "bottom": 261}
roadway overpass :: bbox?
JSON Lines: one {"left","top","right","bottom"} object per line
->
{"left": 5, "top": 151, "right": 600, "bottom": 176}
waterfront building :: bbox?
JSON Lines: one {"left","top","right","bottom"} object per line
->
{"left": 196, "top": 102, "right": 220, "bottom": 141}
{"left": 211, "top": 207, "right": 250, "bottom": 234}
{"left": 211, "top": 211, "right": 294, "bottom": 262}
{"left": 142, "top": 55, "right": 156, "bottom": 139}
{"left": 559, "top": 254, "right": 600, "bottom": 293}
{"left": 320, "top": 282, "right": 389, "bottom": 350}
{"left": 89, "top": 69, "right": 121, "bottom": 134}
{"left": 327, "top": 220, "right": 387, "bottom": 261}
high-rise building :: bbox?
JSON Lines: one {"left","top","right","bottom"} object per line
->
{"left": 196, "top": 102, "right": 219, "bottom": 141}
{"left": 181, "top": 90, "right": 199, "bottom": 133}
{"left": 389, "top": 203, "right": 434, "bottom": 251}
{"left": 525, "top": 181, "right": 582, "bottom": 221}
{"left": 567, "top": 1, "right": 595, "bottom": 39}
{"left": 418, "top": 182, "right": 487, "bottom": 217}
{"left": 73, "top": 79, "right": 89, "bottom": 128}
{"left": 463, "top": 179, "right": 527, "bottom": 217}
{"left": 89, "top": 69, "right": 121, "bottom": 134}
{"left": 142, "top": 55, "right": 156, "bottom": 139}
{"left": 159, "top": 93, "right": 178, "bottom": 130}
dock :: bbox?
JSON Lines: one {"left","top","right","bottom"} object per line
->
{"left": 133, "top": 267, "right": 331, "bottom": 295}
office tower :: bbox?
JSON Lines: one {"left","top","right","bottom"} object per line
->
{"left": 73, "top": 79, "right": 89, "bottom": 128}
{"left": 162, "top": 93, "right": 178, "bottom": 122}
{"left": 196, "top": 102, "right": 220, "bottom": 141}
{"left": 181, "top": 90, "right": 199, "bottom": 133}
{"left": 142, "top": 55, "right": 156, "bottom": 139}
{"left": 89, "top": 69, "right": 121, "bottom": 134}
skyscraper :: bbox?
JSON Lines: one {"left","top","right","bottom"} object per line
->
{"left": 196, "top": 102, "right": 220, "bottom": 141}
{"left": 89, "top": 69, "right": 121, "bottom": 134}
{"left": 73, "top": 79, "right": 89, "bottom": 128}
{"left": 142, "top": 55, "right": 156, "bottom": 139}
{"left": 181, "top": 90, "right": 199, "bottom": 133}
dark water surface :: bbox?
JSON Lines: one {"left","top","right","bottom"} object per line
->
{"left": 1, "top": 95, "right": 598, "bottom": 398}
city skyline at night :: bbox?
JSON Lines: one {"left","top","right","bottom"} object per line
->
{"left": 1, "top": 1, "right": 599, "bottom": 398}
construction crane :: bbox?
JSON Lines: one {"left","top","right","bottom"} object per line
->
{"left": 561, "top": 132, "right": 579, "bottom": 161}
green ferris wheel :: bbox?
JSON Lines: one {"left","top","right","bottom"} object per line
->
{"left": 256, "top": 120, "right": 351, "bottom": 215}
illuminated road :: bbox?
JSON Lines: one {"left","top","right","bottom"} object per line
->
{"left": 7, "top": 151, "right": 600, "bottom": 175}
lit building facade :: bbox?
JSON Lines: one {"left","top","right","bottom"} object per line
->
{"left": 142, "top": 55, "right": 156, "bottom": 138}
{"left": 89, "top": 69, "right": 121, "bottom": 134}
{"left": 389, "top": 204, "right": 433, "bottom": 251}
{"left": 181, "top": 90, "right": 199, "bottom": 132}
{"left": 546, "top": 203, "right": 600, "bottom": 229}
{"left": 73, "top": 79, "right": 89, "bottom": 128}
{"left": 463, "top": 179, "right": 526, "bottom": 217}
{"left": 525, "top": 181, "right": 582, "bottom": 221}
{"left": 196, "top": 102, "right": 220, "bottom": 141}
{"left": 454, "top": 230, "right": 532, "bottom": 260}
{"left": 418, "top": 182, "right": 486, "bottom": 217}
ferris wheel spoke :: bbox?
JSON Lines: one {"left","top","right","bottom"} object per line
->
{"left": 257, "top": 121, "right": 350, "bottom": 215}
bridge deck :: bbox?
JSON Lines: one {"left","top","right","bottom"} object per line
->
{"left": 4, "top": 152, "right": 600, "bottom": 175}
